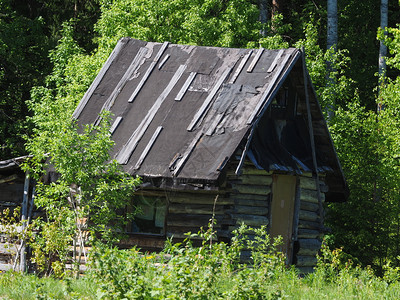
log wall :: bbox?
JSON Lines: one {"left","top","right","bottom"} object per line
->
{"left": 295, "top": 173, "right": 326, "bottom": 273}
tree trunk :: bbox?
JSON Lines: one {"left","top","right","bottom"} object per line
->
{"left": 326, "top": 0, "right": 338, "bottom": 119}
{"left": 272, "top": 0, "right": 285, "bottom": 18}
{"left": 378, "top": 0, "right": 388, "bottom": 112}
{"left": 327, "top": 0, "right": 338, "bottom": 50}
{"left": 259, "top": 0, "right": 268, "bottom": 36}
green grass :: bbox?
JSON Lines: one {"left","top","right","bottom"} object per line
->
{"left": 0, "top": 271, "right": 97, "bottom": 300}
{"left": 1, "top": 267, "right": 400, "bottom": 299}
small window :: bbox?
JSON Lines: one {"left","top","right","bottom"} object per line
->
{"left": 129, "top": 194, "right": 167, "bottom": 235}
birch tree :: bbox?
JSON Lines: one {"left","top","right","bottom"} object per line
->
{"left": 326, "top": 0, "right": 338, "bottom": 119}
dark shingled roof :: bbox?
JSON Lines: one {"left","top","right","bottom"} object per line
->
{"left": 73, "top": 38, "right": 348, "bottom": 201}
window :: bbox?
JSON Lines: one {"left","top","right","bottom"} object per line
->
{"left": 129, "top": 194, "right": 167, "bottom": 235}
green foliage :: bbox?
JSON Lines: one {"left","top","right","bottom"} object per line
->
{"left": 24, "top": 112, "right": 140, "bottom": 276}
{"left": 95, "top": 0, "right": 260, "bottom": 50}
{"left": 89, "top": 223, "right": 288, "bottom": 299}
{"left": 0, "top": 0, "right": 49, "bottom": 159}
{"left": 295, "top": 16, "right": 358, "bottom": 117}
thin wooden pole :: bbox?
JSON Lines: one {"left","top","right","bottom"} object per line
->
{"left": 19, "top": 171, "right": 30, "bottom": 272}
{"left": 301, "top": 48, "right": 324, "bottom": 229}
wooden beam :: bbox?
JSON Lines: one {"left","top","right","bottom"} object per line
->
{"left": 246, "top": 52, "right": 292, "bottom": 125}
{"left": 175, "top": 72, "right": 196, "bottom": 101}
{"left": 109, "top": 116, "right": 123, "bottom": 134}
{"left": 229, "top": 50, "right": 253, "bottom": 84}
{"left": 187, "top": 67, "right": 232, "bottom": 131}
{"left": 128, "top": 41, "right": 169, "bottom": 103}
{"left": 116, "top": 64, "right": 186, "bottom": 164}
{"left": 267, "top": 49, "right": 284, "bottom": 72}
{"left": 73, "top": 38, "right": 126, "bottom": 119}
{"left": 172, "top": 130, "right": 203, "bottom": 176}
{"left": 247, "top": 48, "right": 264, "bottom": 73}
{"left": 133, "top": 126, "right": 163, "bottom": 170}
{"left": 301, "top": 47, "right": 324, "bottom": 228}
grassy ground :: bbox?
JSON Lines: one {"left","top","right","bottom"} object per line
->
{"left": 1, "top": 268, "right": 400, "bottom": 299}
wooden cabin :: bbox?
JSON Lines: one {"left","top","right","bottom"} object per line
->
{"left": 0, "top": 156, "right": 34, "bottom": 272}
{"left": 73, "top": 38, "right": 348, "bottom": 272}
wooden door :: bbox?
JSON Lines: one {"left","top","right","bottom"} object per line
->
{"left": 269, "top": 174, "right": 297, "bottom": 262}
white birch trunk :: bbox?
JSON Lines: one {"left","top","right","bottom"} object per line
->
{"left": 327, "top": 0, "right": 338, "bottom": 50}
{"left": 326, "top": 0, "right": 338, "bottom": 119}
{"left": 259, "top": 0, "right": 268, "bottom": 37}
{"left": 378, "top": 0, "right": 388, "bottom": 112}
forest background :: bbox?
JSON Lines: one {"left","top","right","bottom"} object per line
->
{"left": 1, "top": 0, "right": 400, "bottom": 274}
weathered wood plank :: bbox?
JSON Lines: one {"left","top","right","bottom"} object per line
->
{"left": 73, "top": 38, "right": 126, "bottom": 119}
{"left": 117, "top": 64, "right": 186, "bottom": 164}
{"left": 267, "top": 49, "right": 284, "bottom": 72}
{"left": 299, "top": 209, "right": 319, "bottom": 222}
{"left": 0, "top": 174, "right": 19, "bottom": 184}
{"left": 300, "top": 189, "right": 325, "bottom": 204}
{"left": 158, "top": 53, "right": 170, "bottom": 69}
{"left": 246, "top": 52, "right": 293, "bottom": 124}
{"left": 228, "top": 174, "right": 273, "bottom": 185}
{"left": 229, "top": 50, "right": 253, "bottom": 84}
{"left": 168, "top": 203, "right": 224, "bottom": 215}
{"left": 167, "top": 214, "right": 223, "bottom": 227}
{"left": 134, "top": 126, "right": 163, "bottom": 170}
{"left": 233, "top": 214, "right": 269, "bottom": 227}
{"left": 230, "top": 205, "right": 268, "bottom": 215}
{"left": 129, "top": 41, "right": 169, "bottom": 102}
{"left": 300, "top": 201, "right": 319, "bottom": 212}
{"left": 169, "top": 193, "right": 233, "bottom": 205}
{"left": 298, "top": 229, "right": 321, "bottom": 239}
{"left": 298, "top": 239, "right": 322, "bottom": 252}
{"left": 227, "top": 166, "right": 271, "bottom": 176}
{"left": 231, "top": 198, "right": 269, "bottom": 207}
{"left": 172, "top": 130, "right": 203, "bottom": 176}
{"left": 230, "top": 194, "right": 268, "bottom": 202}
{"left": 187, "top": 67, "right": 232, "bottom": 131}
{"left": 296, "top": 255, "right": 317, "bottom": 267}
{"left": 109, "top": 116, "right": 123, "bottom": 134}
{"left": 230, "top": 184, "right": 271, "bottom": 196}
{"left": 298, "top": 220, "right": 321, "bottom": 230}
{"left": 299, "top": 176, "right": 325, "bottom": 190}
{"left": 247, "top": 48, "right": 264, "bottom": 73}
{"left": 175, "top": 72, "right": 196, "bottom": 101}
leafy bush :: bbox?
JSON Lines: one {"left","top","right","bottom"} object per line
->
{"left": 88, "top": 223, "right": 288, "bottom": 299}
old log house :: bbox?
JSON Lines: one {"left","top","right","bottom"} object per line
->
{"left": 73, "top": 38, "right": 349, "bottom": 271}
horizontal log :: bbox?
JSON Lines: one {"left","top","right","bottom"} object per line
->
{"left": 230, "top": 194, "right": 269, "bottom": 202}
{"left": 296, "top": 266, "right": 315, "bottom": 274}
{"left": 227, "top": 166, "right": 272, "bottom": 176}
{"left": 299, "top": 177, "right": 320, "bottom": 190}
{"left": 230, "top": 184, "right": 271, "bottom": 196}
{"left": 166, "top": 214, "right": 223, "bottom": 227}
{"left": 0, "top": 243, "right": 17, "bottom": 254}
{"left": 233, "top": 198, "right": 269, "bottom": 207}
{"left": 0, "top": 174, "right": 20, "bottom": 184}
{"left": 298, "top": 220, "right": 321, "bottom": 230}
{"left": 300, "top": 201, "right": 319, "bottom": 212}
{"left": 296, "top": 255, "right": 317, "bottom": 267}
{"left": 299, "top": 210, "right": 319, "bottom": 222}
{"left": 168, "top": 204, "right": 225, "bottom": 215}
{"left": 0, "top": 263, "right": 13, "bottom": 271}
{"left": 300, "top": 189, "right": 325, "bottom": 204}
{"left": 228, "top": 174, "right": 273, "bottom": 186}
{"left": 229, "top": 205, "right": 268, "bottom": 216}
{"left": 233, "top": 214, "right": 269, "bottom": 227}
{"left": 298, "top": 229, "right": 322, "bottom": 239}
{"left": 168, "top": 193, "right": 233, "bottom": 205}
{"left": 298, "top": 239, "right": 322, "bottom": 252}
{"left": 119, "top": 234, "right": 166, "bottom": 250}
